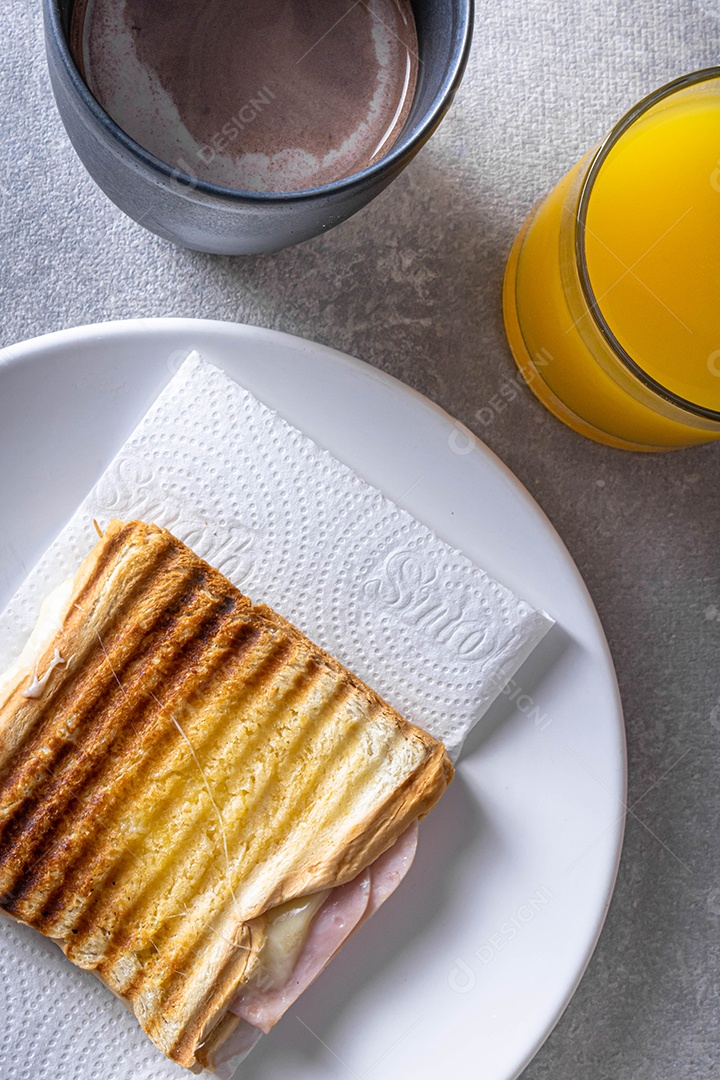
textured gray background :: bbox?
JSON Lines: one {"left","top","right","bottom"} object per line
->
{"left": 1, "top": 1, "right": 719, "bottom": 1078}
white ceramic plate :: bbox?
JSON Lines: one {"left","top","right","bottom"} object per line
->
{"left": 0, "top": 319, "right": 625, "bottom": 1080}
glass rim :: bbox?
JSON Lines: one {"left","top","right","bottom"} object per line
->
{"left": 575, "top": 66, "right": 720, "bottom": 425}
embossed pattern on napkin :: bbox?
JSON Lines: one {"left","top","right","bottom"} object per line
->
{"left": 0, "top": 352, "right": 552, "bottom": 761}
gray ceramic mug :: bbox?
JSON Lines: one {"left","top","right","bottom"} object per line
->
{"left": 44, "top": 1, "right": 474, "bottom": 255}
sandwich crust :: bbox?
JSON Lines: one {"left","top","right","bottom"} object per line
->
{"left": 0, "top": 520, "right": 452, "bottom": 1069}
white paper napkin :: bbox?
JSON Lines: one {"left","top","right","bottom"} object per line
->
{"left": 0, "top": 353, "right": 553, "bottom": 1079}
{"left": 0, "top": 352, "right": 552, "bottom": 758}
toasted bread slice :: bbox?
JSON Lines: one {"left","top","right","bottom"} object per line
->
{"left": 0, "top": 520, "right": 452, "bottom": 1070}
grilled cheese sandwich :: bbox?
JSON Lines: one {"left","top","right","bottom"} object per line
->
{"left": 0, "top": 520, "right": 452, "bottom": 1071}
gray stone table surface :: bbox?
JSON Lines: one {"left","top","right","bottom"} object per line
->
{"left": 1, "top": 1, "right": 719, "bottom": 1078}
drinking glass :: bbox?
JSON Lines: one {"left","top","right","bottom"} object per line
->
{"left": 503, "top": 68, "right": 720, "bottom": 451}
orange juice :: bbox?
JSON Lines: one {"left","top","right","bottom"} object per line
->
{"left": 503, "top": 69, "right": 720, "bottom": 450}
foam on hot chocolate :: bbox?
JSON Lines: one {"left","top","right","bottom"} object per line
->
{"left": 73, "top": 0, "right": 418, "bottom": 192}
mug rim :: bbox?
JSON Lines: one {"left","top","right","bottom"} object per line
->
{"left": 45, "top": 0, "right": 475, "bottom": 204}
{"left": 574, "top": 66, "right": 720, "bottom": 424}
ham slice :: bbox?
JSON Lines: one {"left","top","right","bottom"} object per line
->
{"left": 231, "top": 869, "right": 371, "bottom": 1033}
{"left": 360, "top": 820, "right": 419, "bottom": 926}
{"left": 230, "top": 822, "right": 419, "bottom": 1034}
{"left": 211, "top": 1019, "right": 264, "bottom": 1080}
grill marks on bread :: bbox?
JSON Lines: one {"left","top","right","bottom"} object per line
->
{"left": 0, "top": 520, "right": 452, "bottom": 1068}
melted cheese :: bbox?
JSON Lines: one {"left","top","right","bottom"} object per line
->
{"left": 0, "top": 577, "right": 74, "bottom": 702}
{"left": 23, "top": 647, "right": 68, "bottom": 699}
{"left": 255, "top": 890, "right": 331, "bottom": 991}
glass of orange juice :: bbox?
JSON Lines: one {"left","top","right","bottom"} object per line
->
{"left": 503, "top": 67, "right": 720, "bottom": 451}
